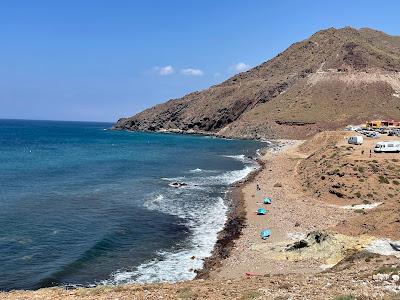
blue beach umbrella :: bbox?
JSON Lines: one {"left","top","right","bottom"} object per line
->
{"left": 260, "top": 229, "right": 271, "bottom": 239}
{"left": 257, "top": 208, "right": 267, "bottom": 215}
{"left": 263, "top": 197, "right": 272, "bottom": 204}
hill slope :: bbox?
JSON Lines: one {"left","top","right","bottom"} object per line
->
{"left": 114, "top": 27, "right": 400, "bottom": 139}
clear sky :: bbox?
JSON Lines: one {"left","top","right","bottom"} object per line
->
{"left": 1, "top": 0, "right": 399, "bottom": 122}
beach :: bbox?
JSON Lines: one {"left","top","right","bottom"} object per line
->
{"left": 202, "top": 138, "right": 351, "bottom": 279}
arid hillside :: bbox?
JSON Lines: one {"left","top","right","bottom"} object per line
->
{"left": 114, "top": 27, "right": 400, "bottom": 139}
{"left": 298, "top": 131, "right": 400, "bottom": 239}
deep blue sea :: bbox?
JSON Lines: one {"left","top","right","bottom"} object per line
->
{"left": 0, "top": 119, "right": 263, "bottom": 291}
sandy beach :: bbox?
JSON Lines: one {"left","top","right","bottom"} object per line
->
{"left": 206, "top": 138, "right": 351, "bottom": 279}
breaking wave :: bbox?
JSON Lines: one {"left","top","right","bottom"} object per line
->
{"left": 106, "top": 155, "right": 258, "bottom": 284}
{"left": 108, "top": 197, "right": 227, "bottom": 283}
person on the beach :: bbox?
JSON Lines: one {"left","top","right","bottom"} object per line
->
{"left": 256, "top": 183, "right": 260, "bottom": 191}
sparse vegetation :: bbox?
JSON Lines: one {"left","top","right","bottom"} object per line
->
{"left": 393, "top": 180, "right": 399, "bottom": 185}
{"left": 333, "top": 295, "right": 356, "bottom": 300}
{"left": 177, "top": 287, "right": 197, "bottom": 299}
{"left": 375, "top": 265, "right": 400, "bottom": 275}
{"left": 354, "top": 209, "right": 365, "bottom": 214}
{"left": 378, "top": 176, "right": 389, "bottom": 184}
{"left": 354, "top": 191, "right": 361, "bottom": 198}
{"left": 370, "top": 164, "right": 379, "bottom": 173}
{"left": 241, "top": 290, "right": 263, "bottom": 300}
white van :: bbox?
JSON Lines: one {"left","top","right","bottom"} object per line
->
{"left": 348, "top": 136, "right": 363, "bottom": 145}
{"left": 374, "top": 141, "right": 400, "bottom": 153}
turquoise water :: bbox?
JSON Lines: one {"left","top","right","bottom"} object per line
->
{"left": 0, "top": 119, "right": 262, "bottom": 290}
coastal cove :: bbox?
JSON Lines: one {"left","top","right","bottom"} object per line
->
{"left": 0, "top": 119, "right": 264, "bottom": 291}
{"left": 4, "top": 130, "right": 400, "bottom": 299}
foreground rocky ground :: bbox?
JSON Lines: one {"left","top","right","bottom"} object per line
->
{"left": 2, "top": 131, "right": 400, "bottom": 299}
{"left": 2, "top": 252, "right": 400, "bottom": 299}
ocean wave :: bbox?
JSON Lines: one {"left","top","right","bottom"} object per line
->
{"left": 223, "top": 154, "right": 248, "bottom": 162}
{"left": 108, "top": 197, "right": 227, "bottom": 284}
{"left": 161, "top": 177, "right": 186, "bottom": 182}
{"left": 164, "top": 165, "right": 256, "bottom": 188}
{"left": 105, "top": 154, "right": 259, "bottom": 285}
{"left": 189, "top": 168, "right": 203, "bottom": 173}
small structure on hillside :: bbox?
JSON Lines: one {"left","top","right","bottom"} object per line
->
{"left": 366, "top": 119, "right": 400, "bottom": 128}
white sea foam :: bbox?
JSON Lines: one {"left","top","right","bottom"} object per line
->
{"left": 223, "top": 154, "right": 249, "bottom": 163}
{"left": 108, "top": 197, "right": 227, "bottom": 284}
{"left": 189, "top": 168, "right": 203, "bottom": 173}
{"left": 213, "top": 166, "right": 256, "bottom": 185}
{"left": 106, "top": 155, "right": 258, "bottom": 285}
{"left": 167, "top": 158, "right": 258, "bottom": 188}
{"left": 161, "top": 177, "right": 185, "bottom": 182}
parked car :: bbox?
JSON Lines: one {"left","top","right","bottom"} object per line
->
{"left": 388, "top": 130, "right": 400, "bottom": 137}
{"left": 366, "top": 132, "right": 380, "bottom": 138}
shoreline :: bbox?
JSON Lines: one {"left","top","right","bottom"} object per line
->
{"left": 112, "top": 127, "right": 273, "bottom": 143}
{"left": 204, "top": 136, "right": 351, "bottom": 279}
{"left": 195, "top": 156, "right": 265, "bottom": 279}
{"left": 195, "top": 140, "right": 292, "bottom": 279}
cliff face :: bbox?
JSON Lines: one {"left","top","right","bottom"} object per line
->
{"left": 114, "top": 27, "right": 400, "bottom": 139}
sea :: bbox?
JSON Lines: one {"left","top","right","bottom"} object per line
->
{"left": 0, "top": 119, "right": 264, "bottom": 291}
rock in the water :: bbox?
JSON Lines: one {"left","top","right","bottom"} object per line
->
{"left": 169, "top": 182, "right": 188, "bottom": 188}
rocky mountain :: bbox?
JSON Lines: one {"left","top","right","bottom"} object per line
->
{"left": 114, "top": 27, "right": 400, "bottom": 139}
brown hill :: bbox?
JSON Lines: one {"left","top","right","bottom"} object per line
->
{"left": 113, "top": 27, "right": 400, "bottom": 139}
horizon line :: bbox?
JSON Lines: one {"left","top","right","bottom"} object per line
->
{"left": 0, "top": 118, "right": 114, "bottom": 124}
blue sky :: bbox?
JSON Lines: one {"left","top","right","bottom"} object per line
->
{"left": 1, "top": 0, "right": 399, "bottom": 122}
